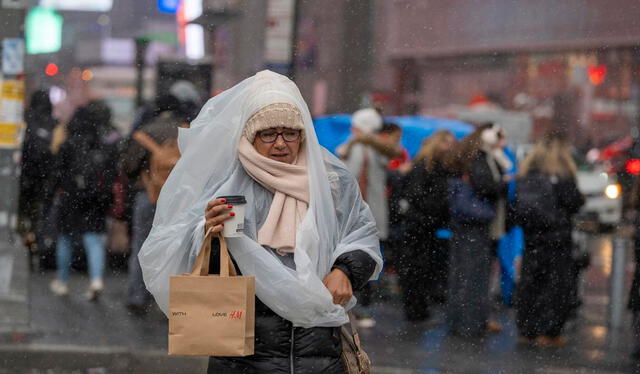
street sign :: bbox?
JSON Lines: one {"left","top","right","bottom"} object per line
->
{"left": 2, "top": 38, "right": 24, "bottom": 75}
{"left": 0, "top": 79, "right": 25, "bottom": 149}
{"left": 1, "top": 0, "right": 27, "bottom": 9}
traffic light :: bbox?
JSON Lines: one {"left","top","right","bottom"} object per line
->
{"left": 588, "top": 64, "right": 607, "bottom": 86}
{"left": 45, "top": 63, "right": 59, "bottom": 76}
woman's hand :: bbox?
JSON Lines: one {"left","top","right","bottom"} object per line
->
{"left": 204, "top": 198, "right": 235, "bottom": 235}
{"left": 323, "top": 268, "right": 353, "bottom": 306}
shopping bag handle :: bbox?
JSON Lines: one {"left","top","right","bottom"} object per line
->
{"left": 190, "top": 227, "right": 237, "bottom": 277}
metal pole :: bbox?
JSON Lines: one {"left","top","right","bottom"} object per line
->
{"left": 134, "top": 37, "right": 149, "bottom": 110}
{"left": 0, "top": 4, "right": 29, "bottom": 335}
{"left": 609, "top": 236, "right": 628, "bottom": 329}
{"left": 286, "top": 0, "right": 300, "bottom": 81}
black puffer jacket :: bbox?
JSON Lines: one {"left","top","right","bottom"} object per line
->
{"left": 45, "top": 103, "right": 120, "bottom": 234}
{"left": 206, "top": 239, "right": 376, "bottom": 374}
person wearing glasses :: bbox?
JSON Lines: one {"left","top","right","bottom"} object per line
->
{"left": 139, "top": 71, "right": 382, "bottom": 373}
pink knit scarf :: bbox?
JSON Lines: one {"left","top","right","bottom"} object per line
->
{"left": 237, "top": 136, "right": 309, "bottom": 253}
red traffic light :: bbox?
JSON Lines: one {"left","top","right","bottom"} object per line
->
{"left": 626, "top": 159, "right": 640, "bottom": 175}
{"left": 45, "top": 63, "right": 58, "bottom": 76}
{"left": 588, "top": 64, "right": 607, "bottom": 86}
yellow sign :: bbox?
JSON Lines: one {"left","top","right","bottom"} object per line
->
{"left": 0, "top": 122, "right": 24, "bottom": 148}
{"left": 1, "top": 79, "right": 24, "bottom": 101}
{"left": 0, "top": 79, "right": 25, "bottom": 148}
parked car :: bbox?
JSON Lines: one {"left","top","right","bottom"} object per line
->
{"left": 574, "top": 166, "right": 623, "bottom": 232}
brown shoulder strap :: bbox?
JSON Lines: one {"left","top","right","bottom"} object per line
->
{"left": 133, "top": 131, "right": 162, "bottom": 154}
{"left": 347, "top": 311, "right": 364, "bottom": 349}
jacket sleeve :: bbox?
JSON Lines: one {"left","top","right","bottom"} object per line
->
{"left": 332, "top": 250, "right": 377, "bottom": 291}
{"left": 556, "top": 177, "right": 585, "bottom": 216}
{"left": 43, "top": 142, "right": 68, "bottom": 204}
{"left": 121, "top": 135, "right": 148, "bottom": 182}
{"left": 405, "top": 164, "right": 449, "bottom": 222}
{"left": 469, "top": 155, "right": 505, "bottom": 203}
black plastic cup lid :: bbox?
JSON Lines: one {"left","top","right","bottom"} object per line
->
{"left": 217, "top": 195, "right": 246, "bottom": 204}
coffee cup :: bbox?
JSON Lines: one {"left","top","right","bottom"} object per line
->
{"left": 217, "top": 195, "right": 247, "bottom": 237}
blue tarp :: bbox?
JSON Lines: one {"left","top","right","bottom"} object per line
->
{"left": 313, "top": 114, "right": 474, "bottom": 158}
{"left": 497, "top": 147, "right": 524, "bottom": 306}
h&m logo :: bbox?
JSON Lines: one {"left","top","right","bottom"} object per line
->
{"left": 211, "top": 310, "right": 244, "bottom": 319}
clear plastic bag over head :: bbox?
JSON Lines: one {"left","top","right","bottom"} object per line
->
{"left": 138, "top": 70, "right": 383, "bottom": 328}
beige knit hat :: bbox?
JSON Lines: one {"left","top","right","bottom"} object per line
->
{"left": 244, "top": 102, "right": 305, "bottom": 143}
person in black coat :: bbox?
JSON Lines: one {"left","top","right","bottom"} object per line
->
{"left": 46, "top": 101, "right": 120, "bottom": 300}
{"left": 398, "top": 130, "right": 455, "bottom": 321}
{"left": 446, "top": 124, "right": 507, "bottom": 337}
{"left": 629, "top": 182, "right": 640, "bottom": 359}
{"left": 18, "top": 90, "right": 57, "bottom": 259}
{"left": 515, "top": 136, "right": 585, "bottom": 346}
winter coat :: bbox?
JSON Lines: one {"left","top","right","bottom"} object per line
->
{"left": 207, "top": 239, "right": 376, "bottom": 374}
{"left": 469, "top": 151, "right": 506, "bottom": 205}
{"left": 446, "top": 152, "right": 505, "bottom": 336}
{"left": 403, "top": 161, "right": 450, "bottom": 237}
{"left": 516, "top": 173, "right": 584, "bottom": 337}
{"left": 46, "top": 108, "right": 120, "bottom": 234}
{"left": 629, "top": 237, "right": 640, "bottom": 311}
{"left": 397, "top": 161, "right": 451, "bottom": 318}
{"left": 18, "top": 100, "right": 57, "bottom": 228}
{"left": 519, "top": 172, "right": 584, "bottom": 238}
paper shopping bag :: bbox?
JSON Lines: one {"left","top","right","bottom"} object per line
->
{"left": 168, "top": 228, "right": 255, "bottom": 356}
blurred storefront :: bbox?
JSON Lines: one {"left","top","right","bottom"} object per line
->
{"left": 380, "top": 0, "right": 640, "bottom": 147}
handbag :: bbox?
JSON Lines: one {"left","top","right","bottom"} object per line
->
{"left": 341, "top": 312, "right": 371, "bottom": 374}
{"left": 448, "top": 178, "right": 496, "bottom": 224}
{"left": 168, "top": 228, "right": 255, "bottom": 356}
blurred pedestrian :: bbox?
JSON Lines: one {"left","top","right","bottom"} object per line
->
{"left": 337, "top": 108, "right": 402, "bottom": 241}
{"left": 515, "top": 135, "right": 584, "bottom": 346}
{"left": 446, "top": 124, "right": 506, "bottom": 337}
{"left": 121, "top": 102, "right": 186, "bottom": 313}
{"left": 399, "top": 130, "right": 455, "bottom": 321}
{"left": 169, "top": 80, "right": 203, "bottom": 123}
{"left": 18, "top": 90, "right": 57, "bottom": 267}
{"left": 337, "top": 108, "right": 402, "bottom": 328}
{"left": 629, "top": 178, "right": 640, "bottom": 359}
{"left": 47, "top": 100, "right": 120, "bottom": 300}
{"left": 380, "top": 122, "right": 410, "bottom": 274}
{"left": 493, "top": 130, "right": 524, "bottom": 306}
{"left": 130, "top": 93, "right": 183, "bottom": 132}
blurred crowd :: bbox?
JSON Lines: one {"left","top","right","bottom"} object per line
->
{"left": 18, "top": 85, "right": 640, "bottom": 355}
{"left": 17, "top": 82, "right": 200, "bottom": 310}
{"left": 337, "top": 109, "right": 587, "bottom": 348}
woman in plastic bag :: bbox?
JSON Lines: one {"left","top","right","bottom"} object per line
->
{"left": 138, "top": 70, "right": 382, "bottom": 373}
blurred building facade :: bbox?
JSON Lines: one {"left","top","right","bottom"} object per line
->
{"left": 212, "top": 0, "right": 640, "bottom": 147}
{"left": 20, "top": 0, "right": 640, "bottom": 146}
{"left": 379, "top": 0, "right": 640, "bottom": 147}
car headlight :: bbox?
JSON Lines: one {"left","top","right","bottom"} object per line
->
{"left": 605, "top": 184, "right": 621, "bottom": 199}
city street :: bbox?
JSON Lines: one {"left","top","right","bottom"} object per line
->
{"left": 2, "top": 1, "right": 640, "bottom": 373}
{"left": 0, "top": 234, "right": 637, "bottom": 373}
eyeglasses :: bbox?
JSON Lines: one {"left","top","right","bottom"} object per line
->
{"left": 258, "top": 129, "right": 302, "bottom": 143}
